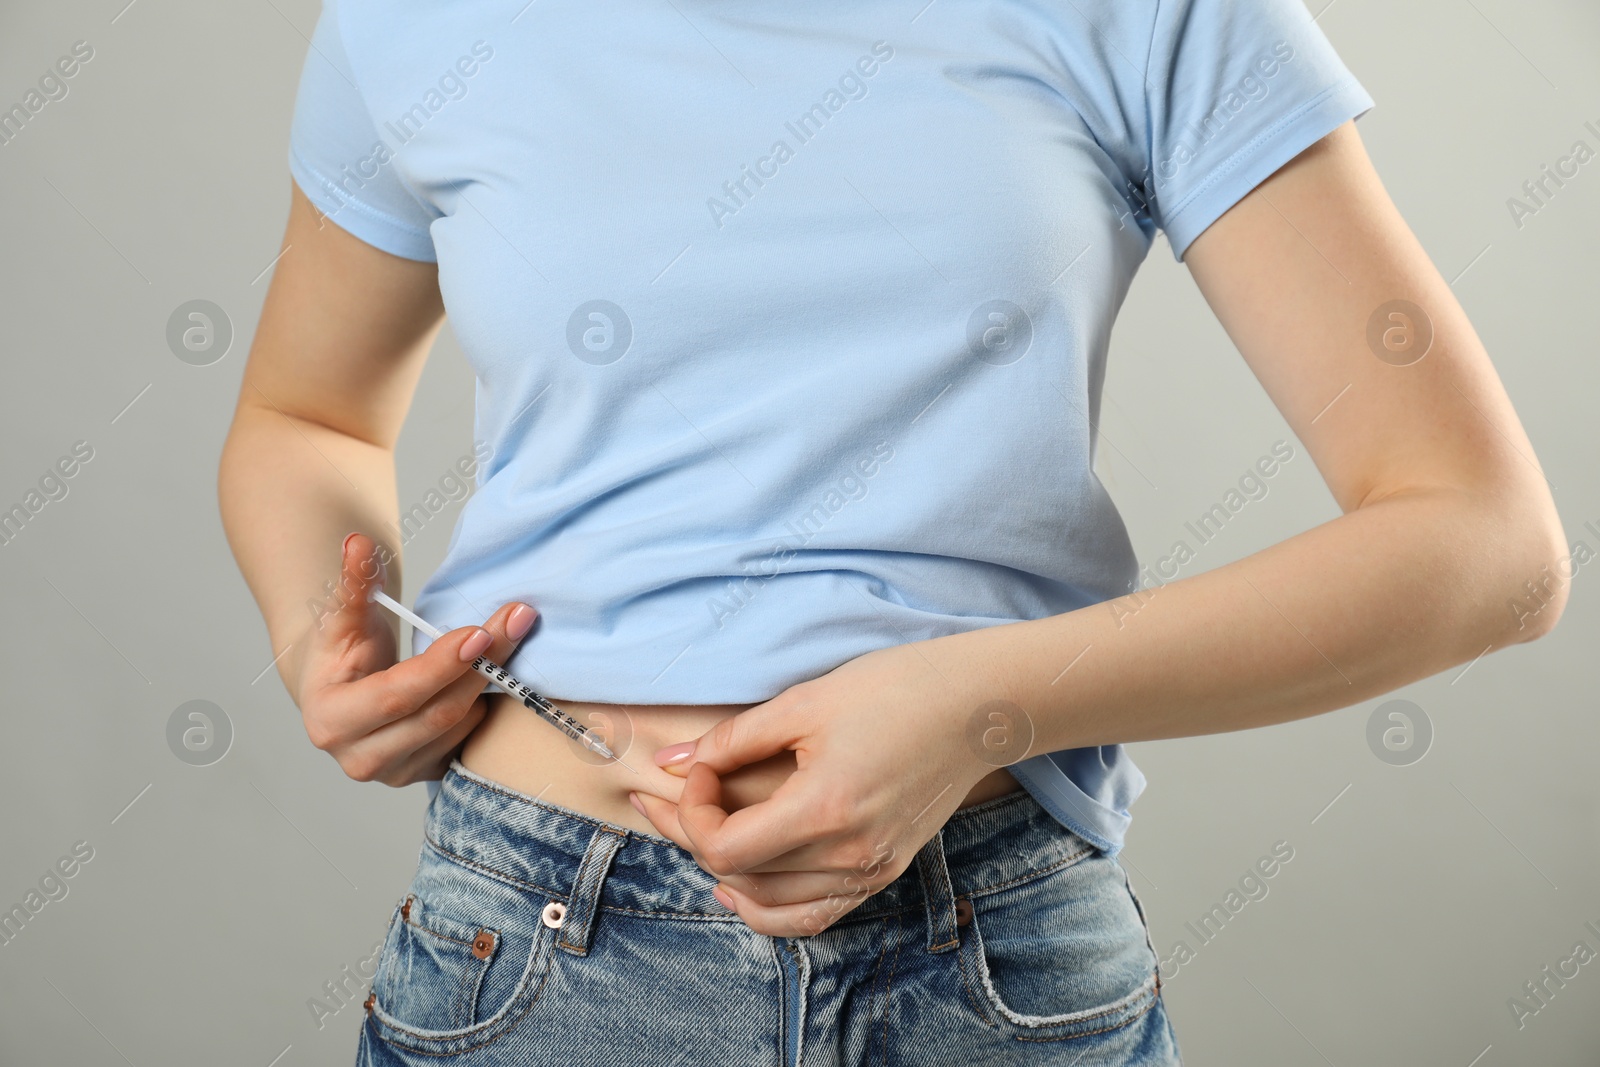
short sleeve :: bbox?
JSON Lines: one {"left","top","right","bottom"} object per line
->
{"left": 1137, "top": 0, "right": 1374, "bottom": 261}
{"left": 287, "top": 0, "right": 439, "bottom": 262}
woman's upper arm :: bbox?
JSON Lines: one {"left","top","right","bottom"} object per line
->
{"left": 235, "top": 182, "right": 446, "bottom": 449}
{"left": 1181, "top": 120, "right": 1559, "bottom": 529}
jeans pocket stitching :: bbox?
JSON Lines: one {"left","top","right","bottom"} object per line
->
{"left": 1009, "top": 991, "right": 1161, "bottom": 1044}
{"left": 954, "top": 924, "right": 1000, "bottom": 1029}
{"left": 965, "top": 843, "right": 1096, "bottom": 899}
{"left": 372, "top": 901, "right": 556, "bottom": 1053}
{"left": 960, "top": 873, "right": 1161, "bottom": 1038}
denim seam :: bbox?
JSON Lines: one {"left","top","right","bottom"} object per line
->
{"left": 444, "top": 767, "right": 1043, "bottom": 832}
{"left": 373, "top": 927, "right": 556, "bottom": 1054}
{"left": 422, "top": 834, "right": 743, "bottom": 920}
{"left": 404, "top": 911, "right": 480, "bottom": 949}
{"left": 401, "top": 893, "right": 499, "bottom": 1026}
{"left": 460, "top": 952, "right": 492, "bottom": 1038}
{"left": 845, "top": 842, "right": 1097, "bottom": 931}
{"left": 876, "top": 908, "right": 905, "bottom": 1067}
{"left": 794, "top": 939, "right": 811, "bottom": 1067}
{"left": 1009, "top": 987, "right": 1159, "bottom": 1043}
{"left": 955, "top": 845, "right": 1095, "bottom": 900}
{"left": 864, "top": 904, "right": 894, "bottom": 1057}
{"left": 1120, "top": 861, "right": 1164, "bottom": 997}
{"left": 955, "top": 926, "right": 999, "bottom": 1028}
{"left": 775, "top": 937, "right": 804, "bottom": 1067}
{"left": 918, "top": 831, "right": 961, "bottom": 953}
{"left": 409, "top": 924, "right": 476, "bottom": 948}
{"left": 426, "top": 792, "right": 1091, "bottom": 928}
{"left": 421, "top": 834, "right": 564, "bottom": 900}
{"left": 423, "top": 828, "right": 1093, "bottom": 927}
{"left": 446, "top": 764, "right": 1059, "bottom": 870}
{"left": 771, "top": 939, "right": 785, "bottom": 1065}
{"left": 376, "top": 967, "right": 555, "bottom": 1054}
{"left": 965, "top": 887, "right": 1161, "bottom": 1036}
{"left": 449, "top": 774, "right": 1045, "bottom": 861}
{"left": 1002, "top": 977, "right": 1156, "bottom": 1030}
{"left": 556, "top": 828, "right": 626, "bottom": 955}
{"left": 975, "top": 949, "right": 1159, "bottom": 1036}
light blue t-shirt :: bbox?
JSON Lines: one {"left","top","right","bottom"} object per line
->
{"left": 288, "top": 0, "right": 1372, "bottom": 854}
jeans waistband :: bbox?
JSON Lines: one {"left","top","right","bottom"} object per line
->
{"left": 426, "top": 760, "right": 1099, "bottom": 952}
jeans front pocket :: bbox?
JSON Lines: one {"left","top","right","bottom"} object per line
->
{"left": 957, "top": 850, "right": 1160, "bottom": 1042}
{"left": 376, "top": 892, "right": 511, "bottom": 1032}
{"left": 367, "top": 851, "right": 558, "bottom": 1056}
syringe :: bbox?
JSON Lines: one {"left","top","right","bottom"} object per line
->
{"left": 368, "top": 589, "right": 639, "bottom": 774}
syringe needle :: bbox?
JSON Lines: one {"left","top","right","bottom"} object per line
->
{"left": 586, "top": 736, "right": 643, "bottom": 774}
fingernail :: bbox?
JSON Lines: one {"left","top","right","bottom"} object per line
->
{"left": 459, "top": 628, "right": 492, "bottom": 661}
{"left": 507, "top": 604, "right": 536, "bottom": 641}
{"left": 711, "top": 885, "right": 735, "bottom": 910}
{"left": 342, "top": 532, "right": 359, "bottom": 561}
{"left": 654, "top": 741, "right": 695, "bottom": 768}
{"left": 628, "top": 791, "right": 645, "bottom": 816}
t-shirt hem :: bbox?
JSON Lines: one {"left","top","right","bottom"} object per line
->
{"left": 288, "top": 147, "right": 438, "bottom": 263}
{"left": 1006, "top": 752, "right": 1135, "bottom": 855}
{"left": 1161, "top": 78, "right": 1376, "bottom": 262}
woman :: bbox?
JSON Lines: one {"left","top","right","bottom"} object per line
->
{"left": 219, "top": 0, "right": 1566, "bottom": 1062}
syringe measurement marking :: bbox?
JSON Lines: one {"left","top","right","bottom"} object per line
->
{"left": 470, "top": 657, "right": 614, "bottom": 754}
{"left": 364, "top": 588, "right": 634, "bottom": 771}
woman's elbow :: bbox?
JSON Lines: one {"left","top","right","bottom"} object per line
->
{"left": 1486, "top": 481, "right": 1572, "bottom": 644}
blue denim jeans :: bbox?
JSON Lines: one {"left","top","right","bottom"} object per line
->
{"left": 357, "top": 761, "right": 1183, "bottom": 1065}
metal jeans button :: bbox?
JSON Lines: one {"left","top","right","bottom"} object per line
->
{"left": 541, "top": 901, "right": 567, "bottom": 929}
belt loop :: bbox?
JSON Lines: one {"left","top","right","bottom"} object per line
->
{"left": 915, "top": 829, "right": 961, "bottom": 953}
{"left": 555, "top": 825, "right": 627, "bottom": 957}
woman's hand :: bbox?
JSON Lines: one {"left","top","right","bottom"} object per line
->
{"left": 290, "top": 532, "right": 537, "bottom": 786}
{"left": 629, "top": 635, "right": 1013, "bottom": 937}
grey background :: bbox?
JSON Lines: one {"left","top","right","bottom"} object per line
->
{"left": 1, "top": 0, "right": 1596, "bottom": 1064}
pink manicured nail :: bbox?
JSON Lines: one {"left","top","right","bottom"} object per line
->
{"left": 654, "top": 741, "right": 695, "bottom": 767}
{"left": 458, "top": 628, "right": 492, "bottom": 661}
{"left": 507, "top": 604, "right": 536, "bottom": 641}
{"left": 628, "top": 791, "right": 646, "bottom": 816}
{"left": 711, "top": 885, "right": 735, "bottom": 910}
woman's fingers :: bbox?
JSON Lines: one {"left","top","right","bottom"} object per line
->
{"left": 640, "top": 770, "right": 904, "bottom": 916}
{"left": 663, "top": 770, "right": 865, "bottom": 898}
{"left": 635, "top": 735, "right": 910, "bottom": 934}
{"left": 655, "top": 697, "right": 806, "bottom": 778}
{"left": 292, "top": 533, "right": 396, "bottom": 698}
{"left": 382, "top": 693, "right": 492, "bottom": 785}
{"left": 631, "top": 790, "right": 691, "bottom": 848}
{"left": 320, "top": 532, "right": 389, "bottom": 645}
{"left": 312, "top": 621, "right": 492, "bottom": 748}
{"left": 296, "top": 531, "right": 542, "bottom": 784}
{"left": 714, "top": 751, "right": 800, "bottom": 811}
{"left": 633, "top": 789, "right": 805, "bottom": 911}
{"left": 720, "top": 870, "right": 880, "bottom": 909}
{"left": 324, "top": 599, "right": 536, "bottom": 778}
{"left": 648, "top": 696, "right": 857, "bottom": 876}
{"left": 713, "top": 879, "right": 875, "bottom": 937}
{"left": 674, "top": 761, "right": 857, "bottom": 876}
{"left": 662, "top": 764, "right": 821, "bottom": 897}
{"left": 407, "top": 598, "right": 539, "bottom": 721}
{"left": 664, "top": 763, "right": 754, "bottom": 881}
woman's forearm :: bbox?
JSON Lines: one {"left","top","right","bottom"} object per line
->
{"left": 945, "top": 479, "right": 1568, "bottom": 755}
{"left": 217, "top": 399, "right": 403, "bottom": 691}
